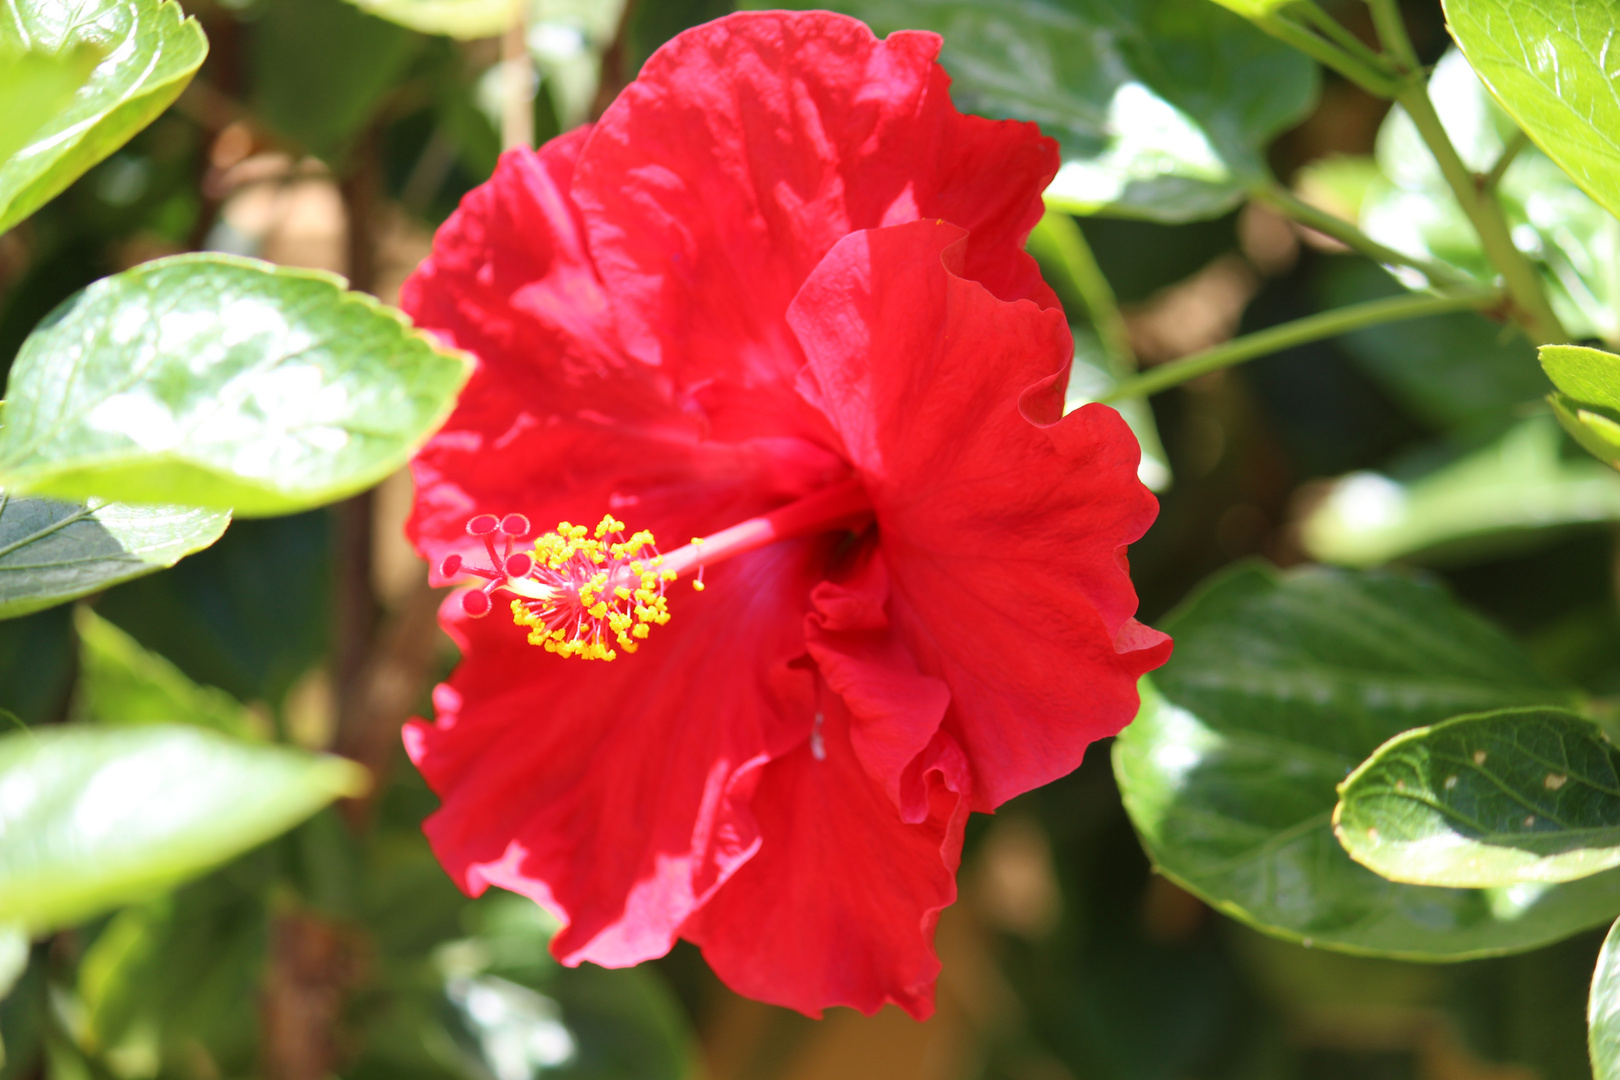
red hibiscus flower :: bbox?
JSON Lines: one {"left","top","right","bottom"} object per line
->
{"left": 399, "top": 9, "right": 1170, "bottom": 1019}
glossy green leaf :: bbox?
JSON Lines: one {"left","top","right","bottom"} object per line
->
{"left": 0, "top": 725, "right": 367, "bottom": 932}
{"left": 0, "top": 496, "right": 227, "bottom": 620}
{"left": 1362, "top": 50, "right": 1620, "bottom": 345}
{"left": 0, "top": 0, "right": 206, "bottom": 234}
{"left": 1594, "top": 917, "right": 1620, "bottom": 1079}
{"left": 72, "top": 608, "right": 261, "bottom": 738}
{"left": 1444, "top": 0, "right": 1620, "bottom": 224}
{"left": 0, "top": 45, "right": 100, "bottom": 168}
{"left": 1301, "top": 417, "right": 1620, "bottom": 567}
{"left": 748, "top": 0, "right": 1317, "bottom": 223}
{"left": 0, "top": 254, "right": 470, "bottom": 517}
{"left": 1114, "top": 562, "right": 1620, "bottom": 959}
{"left": 1336, "top": 707, "right": 1620, "bottom": 887}
{"left": 1541, "top": 344, "right": 1620, "bottom": 470}
{"left": 342, "top": 0, "right": 517, "bottom": 37}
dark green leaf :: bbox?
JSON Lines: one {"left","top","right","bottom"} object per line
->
{"left": 747, "top": 0, "right": 1317, "bottom": 222}
{"left": 251, "top": 0, "right": 420, "bottom": 160}
{"left": 1318, "top": 258, "right": 1546, "bottom": 433}
{"left": 0, "top": 725, "right": 367, "bottom": 932}
{"left": 0, "top": 928, "right": 22, "bottom": 1003}
{"left": 1594, "top": 917, "right": 1620, "bottom": 1079}
{"left": 1114, "top": 561, "right": 1620, "bottom": 959}
{"left": 95, "top": 512, "right": 330, "bottom": 707}
{"left": 0, "top": 254, "right": 470, "bottom": 516}
{"left": 72, "top": 607, "right": 261, "bottom": 738}
{"left": 0, "top": 495, "right": 227, "bottom": 620}
{"left": 0, "top": 0, "right": 206, "bottom": 234}
{"left": 341, "top": 0, "right": 516, "bottom": 37}
{"left": 1336, "top": 707, "right": 1620, "bottom": 887}
{"left": 77, "top": 871, "right": 269, "bottom": 1078}
{"left": 1444, "top": 0, "right": 1620, "bottom": 224}
{"left": 1301, "top": 417, "right": 1620, "bottom": 567}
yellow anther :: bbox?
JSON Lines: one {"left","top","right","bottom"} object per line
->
{"left": 693, "top": 580, "right": 705, "bottom": 591}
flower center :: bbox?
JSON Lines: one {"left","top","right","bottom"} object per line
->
{"left": 442, "top": 475, "right": 872, "bottom": 661}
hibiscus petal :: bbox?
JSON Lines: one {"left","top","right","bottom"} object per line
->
{"left": 789, "top": 220, "right": 1172, "bottom": 811}
{"left": 804, "top": 550, "right": 950, "bottom": 822}
{"left": 573, "top": 9, "right": 1059, "bottom": 407}
{"left": 681, "top": 701, "right": 970, "bottom": 1020}
{"left": 404, "top": 538, "right": 827, "bottom": 967}
{"left": 398, "top": 136, "right": 846, "bottom": 578}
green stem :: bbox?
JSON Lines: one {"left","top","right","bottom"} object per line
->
{"left": 1395, "top": 84, "right": 1567, "bottom": 343}
{"left": 1366, "top": 0, "right": 1420, "bottom": 72}
{"left": 1099, "top": 290, "right": 1500, "bottom": 402}
{"left": 1248, "top": 12, "right": 1400, "bottom": 97}
{"left": 1252, "top": 184, "right": 1472, "bottom": 289}
{"left": 1032, "top": 208, "right": 1137, "bottom": 373}
{"left": 1297, "top": 1, "right": 1388, "bottom": 73}
{"left": 1482, "top": 129, "right": 1530, "bottom": 192}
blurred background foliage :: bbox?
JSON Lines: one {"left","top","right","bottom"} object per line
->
{"left": 5, "top": 0, "right": 1620, "bottom": 1077}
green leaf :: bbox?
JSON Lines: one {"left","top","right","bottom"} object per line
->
{"left": 746, "top": 0, "right": 1317, "bottom": 223}
{"left": 1444, "top": 0, "right": 1620, "bottom": 225}
{"left": 1541, "top": 344, "right": 1620, "bottom": 470}
{"left": 0, "top": 926, "right": 23, "bottom": 1002}
{"left": 0, "top": 254, "right": 470, "bottom": 517}
{"left": 77, "top": 873, "right": 268, "bottom": 1078}
{"left": 1114, "top": 561, "right": 1620, "bottom": 959}
{"left": 1319, "top": 258, "right": 1547, "bottom": 433}
{"left": 72, "top": 608, "right": 262, "bottom": 738}
{"left": 341, "top": 0, "right": 517, "bottom": 37}
{"left": 0, "top": 0, "right": 206, "bottom": 234}
{"left": 251, "top": 0, "right": 420, "bottom": 160}
{"left": 0, "top": 725, "right": 367, "bottom": 932}
{"left": 1594, "top": 917, "right": 1620, "bottom": 1079}
{"left": 1336, "top": 707, "right": 1620, "bottom": 887}
{"left": 95, "top": 513, "right": 331, "bottom": 708}
{"left": 1362, "top": 49, "right": 1620, "bottom": 345}
{"left": 0, "top": 45, "right": 100, "bottom": 168}
{"left": 0, "top": 496, "right": 227, "bottom": 620}
{"left": 1301, "top": 416, "right": 1620, "bottom": 568}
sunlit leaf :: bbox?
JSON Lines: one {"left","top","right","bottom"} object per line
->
{"left": 1542, "top": 343, "right": 1620, "bottom": 471}
{"left": 748, "top": 0, "right": 1317, "bottom": 223}
{"left": 0, "top": 45, "right": 100, "bottom": 168}
{"left": 1594, "top": 917, "right": 1620, "bottom": 1079}
{"left": 73, "top": 608, "right": 261, "bottom": 739}
{"left": 1336, "top": 707, "right": 1620, "bottom": 887}
{"left": 1301, "top": 417, "right": 1620, "bottom": 567}
{"left": 1362, "top": 50, "right": 1620, "bottom": 345}
{"left": 1114, "top": 562, "right": 1620, "bottom": 959}
{"left": 0, "top": 725, "right": 367, "bottom": 932}
{"left": 341, "top": 0, "right": 518, "bottom": 37}
{"left": 0, "top": 496, "right": 227, "bottom": 620}
{"left": 1444, "top": 0, "right": 1620, "bottom": 225}
{"left": 0, "top": 0, "right": 206, "bottom": 234}
{"left": 0, "top": 254, "right": 471, "bottom": 517}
